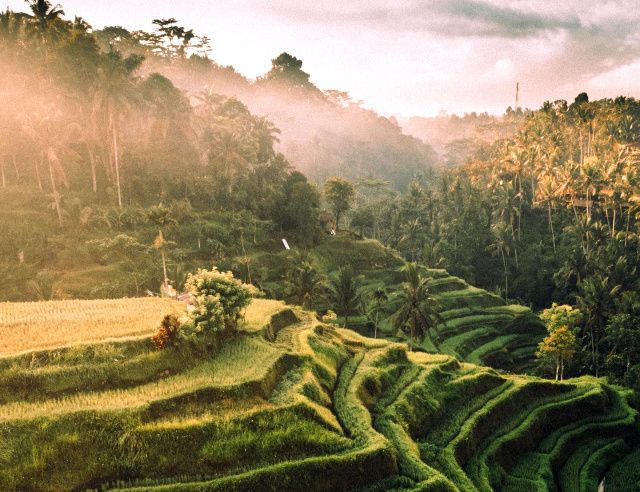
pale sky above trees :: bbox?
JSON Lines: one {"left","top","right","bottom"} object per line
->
{"left": 6, "top": 0, "right": 640, "bottom": 116}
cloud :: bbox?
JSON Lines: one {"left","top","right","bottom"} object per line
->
{"left": 430, "top": 0, "right": 582, "bottom": 38}
{"left": 587, "top": 58, "right": 640, "bottom": 96}
{"left": 260, "top": 0, "right": 583, "bottom": 38}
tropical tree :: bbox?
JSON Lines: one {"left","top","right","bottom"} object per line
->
{"left": 284, "top": 256, "right": 326, "bottom": 310}
{"left": 324, "top": 177, "right": 355, "bottom": 231}
{"left": 577, "top": 275, "right": 621, "bottom": 377}
{"left": 487, "top": 222, "right": 512, "bottom": 301}
{"left": 391, "top": 263, "right": 442, "bottom": 351}
{"left": 26, "top": 0, "right": 64, "bottom": 29}
{"left": 537, "top": 325, "right": 578, "bottom": 381}
{"left": 366, "top": 287, "right": 388, "bottom": 338}
{"left": 328, "top": 265, "right": 362, "bottom": 326}
{"left": 147, "top": 205, "right": 177, "bottom": 288}
{"left": 537, "top": 303, "right": 581, "bottom": 380}
{"left": 92, "top": 48, "right": 144, "bottom": 208}
{"left": 605, "top": 314, "right": 640, "bottom": 383}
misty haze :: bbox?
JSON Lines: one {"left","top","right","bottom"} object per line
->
{"left": 0, "top": 2, "right": 639, "bottom": 491}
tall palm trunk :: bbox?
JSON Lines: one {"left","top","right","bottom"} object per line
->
{"left": 34, "top": 154, "right": 43, "bottom": 190}
{"left": 161, "top": 248, "right": 168, "bottom": 288}
{"left": 47, "top": 153, "right": 63, "bottom": 227}
{"left": 589, "top": 328, "right": 598, "bottom": 378}
{"left": 548, "top": 201, "right": 556, "bottom": 253}
{"left": 408, "top": 318, "right": 414, "bottom": 352}
{"left": 500, "top": 247, "right": 508, "bottom": 301}
{"left": 111, "top": 116, "right": 123, "bottom": 208}
{"left": 612, "top": 207, "right": 616, "bottom": 238}
{"left": 11, "top": 155, "right": 19, "bottom": 180}
{"left": 159, "top": 229, "right": 168, "bottom": 288}
{"left": 87, "top": 146, "right": 97, "bottom": 193}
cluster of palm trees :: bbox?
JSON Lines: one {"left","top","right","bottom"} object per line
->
{"left": 343, "top": 95, "right": 639, "bottom": 378}
{"left": 0, "top": 4, "right": 288, "bottom": 226}
{"left": 284, "top": 256, "right": 442, "bottom": 351}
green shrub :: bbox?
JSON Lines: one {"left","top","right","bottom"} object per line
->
{"left": 185, "top": 268, "right": 257, "bottom": 333}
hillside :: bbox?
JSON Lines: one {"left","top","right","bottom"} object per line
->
{"left": 400, "top": 111, "right": 524, "bottom": 166}
{"left": 1, "top": 299, "right": 637, "bottom": 491}
{"left": 246, "top": 236, "right": 545, "bottom": 372}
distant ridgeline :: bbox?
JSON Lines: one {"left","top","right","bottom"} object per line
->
{"left": 0, "top": 296, "right": 637, "bottom": 491}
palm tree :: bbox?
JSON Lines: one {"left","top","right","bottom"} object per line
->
{"left": 579, "top": 157, "right": 602, "bottom": 222}
{"left": 21, "top": 109, "right": 80, "bottom": 226}
{"left": 92, "top": 48, "right": 143, "bottom": 208}
{"left": 491, "top": 179, "right": 520, "bottom": 269}
{"left": 253, "top": 116, "right": 281, "bottom": 162}
{"left": 577, "top": 274, "right": 621, "bottom": 377}
{"left": 328, "top": 265, "right": 362, "bottom": 326}
{"left": 26, "top": 0, "right": 64, "bottom": 30}
{"left": 391, "top": 263, "right": 442, "bottom": 351}
{"left": 367, "top": 287, "right": 388, "bottom": 338}
{"left": 534, "top": 174, "right": 559, "bottom": 252}
{"left": 285, "top": 259, "right": 326, "bottom": 310}
{"left": 487, "top": 222, "right": 511, "bottom": 301}
{"left": 147, "top": 205, "right": 177, "bottom": 288}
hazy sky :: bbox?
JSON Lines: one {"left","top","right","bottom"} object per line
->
{"left": 7, "top": 0, "right": 640, "bottom": 116}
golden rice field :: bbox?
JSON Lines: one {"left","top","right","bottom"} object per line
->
{"left": 0, "top": 297, "right": 186, "bottom": 356}
{"left": 240, "top": 298, "right": 287, "bottom": 332}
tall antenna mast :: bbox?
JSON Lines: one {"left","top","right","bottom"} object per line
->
{"left": 515, "top": 82, "right": 519, "bottom": 111}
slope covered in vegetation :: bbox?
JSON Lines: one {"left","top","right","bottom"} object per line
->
{"left": 1, "top": 299, "right": 637, "bottom": 491}
{"left": 242, "top": 235, "right": 545, "bottom": 371}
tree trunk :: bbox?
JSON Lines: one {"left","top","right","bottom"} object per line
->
{"left": 240, "top": 231, "right": 252, "bottom": 284}
{"left": 11, "top": 155, "right": 19, "bottom": 180}
{"left": 548, "top": 201, "right": 556, "bottom": 253}
{"left": 625, "top": 209, "right": 631, "bottom": 246}
{"left": 88, "top": 147, "right": 97, "bottom": 193}
{"left": 555, "top": 360, "right": 560, "bottom": 381}
{"left": 501, "top": 248, "right": 508, "bottom": 301}
{"left": 589, "top": 328, "right": 598, "bottom": 377}
{"left": 560, "top": 357, "right": 564, "bottom": 381}
{"left": 161, "top": 250, "right": 168, "bottom": 288}
{"left": 111, "top": 115, "right": 123, "bottom": 208}
{"left": 409, "top": 322, "right": 413, "bottom": 352}
{"left": 612, "top": 207, "right": 616, "bottom": 238}
{"left": 35, "top": 155, "right": 43, "bottom": 190}
{"left": 48, "top": 158, "right": 63, "bottom": 227}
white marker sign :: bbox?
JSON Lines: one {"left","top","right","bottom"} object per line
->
{"left": 282, "top": 238, "right": 291, "bottom": 250}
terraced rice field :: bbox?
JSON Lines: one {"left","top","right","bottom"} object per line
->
{"left": 0, "top": 297, "right": 186, "bottom": 356}
{"left": 0, "top": 299, "right": 636, "bottom": 491}
{"left": 370, "top": 267, "right": 545, "bottom": 371}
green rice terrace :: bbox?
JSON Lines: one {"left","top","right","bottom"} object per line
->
{"left": 264, "top": 237, "right": 547, "bottom": 373}
{"left": 1, "top": 298, "right": 638, "bottom": 491}
{"left": 385, "top": 269, "right": 545, "bottom": 372}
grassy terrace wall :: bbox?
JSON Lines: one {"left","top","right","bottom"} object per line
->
{"left": 363, "top": 265, "right": 546, "bottom": 372}
{"left": 244, "top": 236, "right": 545, "bottom": 372}
{"left": 0, "top": 298, "right": 637, "bottom": 491}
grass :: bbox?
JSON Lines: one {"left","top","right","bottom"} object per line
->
{"left": 606, "top": 447, "right": 640, "bottom": 491}
{"left": 0, "top": 337, "right": 282, "bottom": 422}
{"left": 239, "top": 299, "right": 288, "bottom": 333}
{"left": 0, "top": 269, "right": 635, "bottom": 491}
{"left": 0, "top": 297, "right": 185, "bottom": 356}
